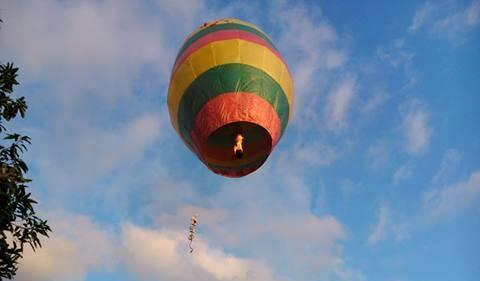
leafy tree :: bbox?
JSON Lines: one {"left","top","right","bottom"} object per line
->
{"left": 0, "top": 19, "right": 52, "bottom": 280}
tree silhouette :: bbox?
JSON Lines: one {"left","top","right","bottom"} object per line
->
{"left": 0, "top": 19, "right": 52, "bottom": 280}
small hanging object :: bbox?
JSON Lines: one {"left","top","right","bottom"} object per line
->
{"left": 233, "top": 134, "right": 244, "bottom": 159}
{"left": 187, "top": 215, "right": 198, "bottom": 253}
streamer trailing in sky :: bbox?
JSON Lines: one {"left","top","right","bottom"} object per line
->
{"left": 167, "top": 18, "right": 294, "bottom": 177}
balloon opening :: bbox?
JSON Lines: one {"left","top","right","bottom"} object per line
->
{"left": 202, "top": 121, "right": 272, "bottom": 177}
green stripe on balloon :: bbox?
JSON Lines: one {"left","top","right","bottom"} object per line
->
{"left": 177, "top": 63, "right": 290, "bottom": 150}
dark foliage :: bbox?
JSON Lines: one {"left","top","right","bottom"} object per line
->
{"left": 0, "top": 62, "right": 51, "bottom": 280}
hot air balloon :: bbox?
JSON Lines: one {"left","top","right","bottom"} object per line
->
{"left": 167, "top": 18, "right": 294, "bottom": 177}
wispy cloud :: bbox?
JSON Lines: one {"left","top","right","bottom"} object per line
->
{"left": 273, "top": 3, "right": 348, "bottom": 130}
{"left": 368, "top": 205, "right": 390, "bottom": 245}
{"left": 293, "top": 141, "right": 338, "bottom": 167}
{"left": 432, "top": 0, "right": 480, "bottom": 41}
{"left": 339, "top": 179, "right": 361, "bottom": 199}
{"left": 422, "top": 170, "right": 480, "bottom": 224}
{"left": 371, "top": 169, "right": 480, "bottom": 244}
{"left": 466, "top": 0, "right": 480, "bottom": 24}
{"left": 368, "top": 205, "right": 409, "bottom": 246}
{"left": 1, "top": 0, "right": 178, "bottom": 96}
{"left": 376, "top": 45, "right": 414, "bottom": 68}
{"left": 27, "top": 112, "right": 163, "bottom": 195}
{"left": 408, "top": 2, "right": 436, "bottom": 32}
{"left": 375, "top": 38, "right": 418, "bottom": 90}
{"left": 361, "top": 91, "right": 388, "bottom": 114}
{"left": 408, "top": 0, "right": 480, "bottom": 43}
{"left": 432, "top": 149, "right": 462, "bottom": 184}
{"left": 324, "top": 75, "right": 357, "bottom": 131}
{"left": 400, "top": 99, "right": 432, "bottom": 155}
{"left": 393, "top": 163, "right": 412, "bottom": 185}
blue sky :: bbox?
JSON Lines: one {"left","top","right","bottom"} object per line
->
{"left": 1, "top": 0, "right": 479, "bottom": 280}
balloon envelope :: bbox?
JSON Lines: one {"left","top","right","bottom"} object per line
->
{"left": 167, "top": 18, "right": 294, "bottom": 177}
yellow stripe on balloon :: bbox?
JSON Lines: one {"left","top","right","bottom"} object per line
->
{"left": 167, "top": 39, "right": 294, "bottom": 132}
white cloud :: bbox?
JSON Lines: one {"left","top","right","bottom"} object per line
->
{"left": 273, "top": 3, "right": 348, "bottom": 130}
{"left": 432, "top": 149, "right": 462, "bottom": 184}
{"left": 367, "top": 170, "right": 480, "bottom": 244}
{"left": 376, "top": 47, "right": 414, "bottom": 68}
{"left": 408, "top": 0, "right": 480, "bottom": 42}
{"left": 368, "top": 205, "right": 390, "bottom": 245}
{"left": 210, "top": 165, "right": 352, "bottom": 280}
{"left": 422, "top": 170, "right": 480, "bottom": 223}
{"left": 0, "top": 0, "right": 179, "bottom": 201}
{"left": 151, "top": 205, "right": 349, "bottom": 281}
{"left": 15, "top": 213, "right": 114, "bottom": 281}
{"left": 31, "top": 113, "right": 163, "bottom": 190}
{"left": 14, "top": 211, "right": 281, "bottom": 281}
{"left": 391, "top": 222, "right": 410, "bottom": 241}
{"left": 374, "top": 38, "right": 418, "bottom": 91}
{"left": 293, "top": 141, "right": 338, "bottom": 167}
{"left": 432, "top": 0, "right": 480, "bottom": 41}
{"left": 127, "top": 200, "right": 349, "bottom": 281}
{"left": 393, "top": 163, "right": 412, "bottom": 185}
{"left": 408, "top": 2, "right": 435, "bottom": 32}
{"left": 361, "top": 91, "right": 387, "bottom": 114}
{"left": 192, "top": 247, "right": 274, "bottom": 281}
{"left": 466, "top": 0, "right": 480, "bottom": 25}
{"left": 0, "top": 0, "right": 174, "bottom": 106}
{"left": 339, "top": 179, "right": 360, "bottom": 199}
{"left": 77, "top": 113, "right": 162, "bottom": 175}
{"left": 139, "top": 147, "right": 359, "bottom": 281}
{"left": 325, "top": 76, "right": 356, "bottom": 131}
{"left": 0, "top": 0, "right": 203, "bottom": 77}
{"left": 326, "top": 50, "right": 348, "bottom": 69}
{"left": 368, "top": 205, "right": 409, "bottom": 245}
{"left": 400, "top": 100, "right": 432, "bottom": 155}
{"left": 120, "top": 224, "right": 278, "bottom": 281}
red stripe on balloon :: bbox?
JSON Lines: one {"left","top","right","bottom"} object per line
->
{"left": 190, "top": 92, "right": 281, "bottom": 160}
